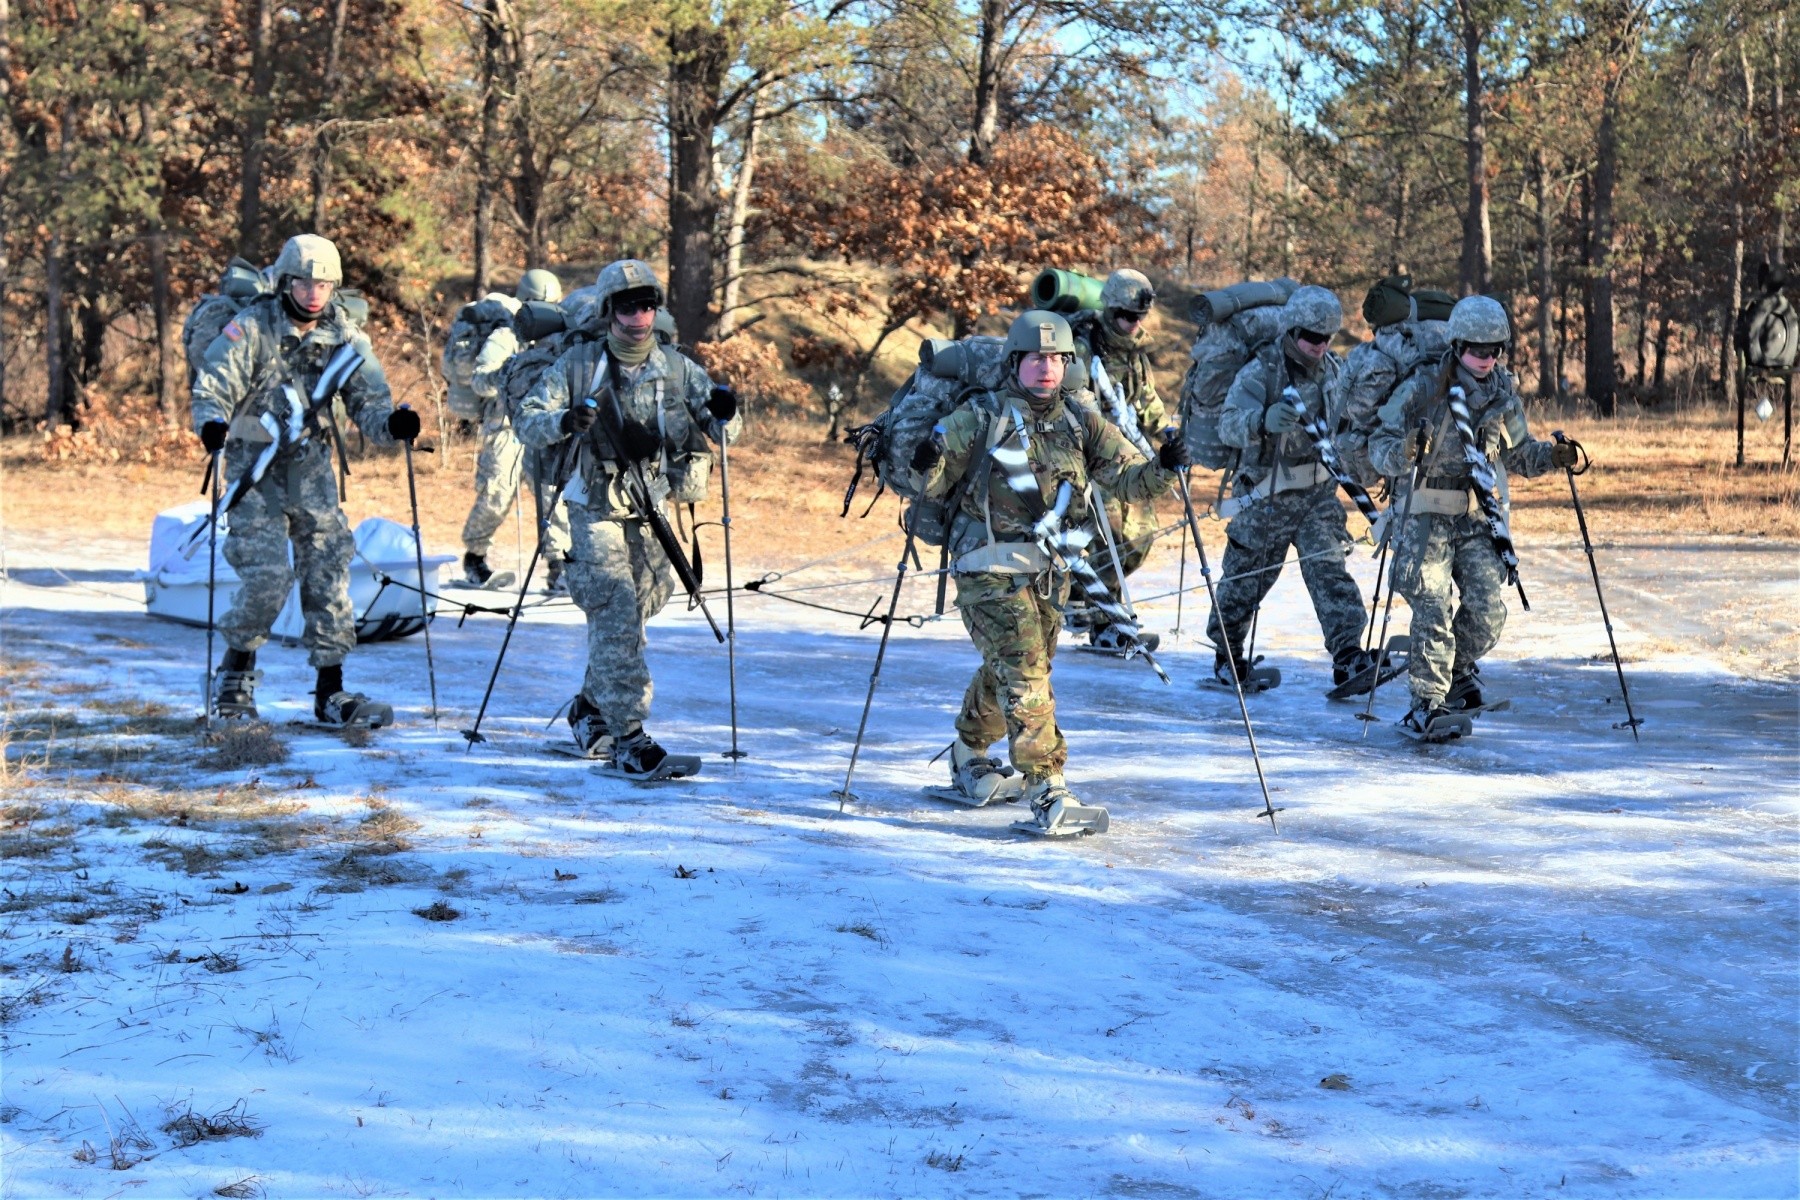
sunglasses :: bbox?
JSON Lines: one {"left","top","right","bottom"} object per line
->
{"left": 1295, "top": 329, "right": 1332, "bottom": 347}
{"left": 1462, "top": 342, "right": 1503, "bottom": 359}
{"left": 614, "top": 299, "right": 657, "bottom": 317}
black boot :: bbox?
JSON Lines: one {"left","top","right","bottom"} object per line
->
{"left": 565, "top": 694, "right": 612, "bottom": 759}
{"left": 463, "top": 552, "right": 494, "bottom": 587}
{"left": 313, "top": 664, "right": 393, "bottom": 729}
{"left": 610, "top": 726, "right": 669, "bottom": 779}
{"left": 213, "top": 648, "right": 260, "bottom": 719}
{"left": 1447, "top": 665, "right": 1483, "bottom": 710}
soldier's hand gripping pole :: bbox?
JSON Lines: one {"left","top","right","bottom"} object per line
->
{"left": 1360, "top": 421, "right": 1430, "bottom": 736}
{"left": 1554, "top": 431, "right": 1642, "bottom": 740}
{"left": 202, "top": 449, "right": 221, "bottom": 729}
{"left": 461, "top": 402, "right": 592, "bottom": 750}
{"left": 715, "top": 394, "right": 746, "bottom": 761}
{"left": 1173, "top": 458, "right": 1280, "bottom": 834}
{"left": 833, "top": 501, "right": 923, "bottom": 810}
{"left": 398, "top": 407, "right": 440, "bottom": 729}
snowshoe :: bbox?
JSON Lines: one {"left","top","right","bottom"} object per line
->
{"left": 1077, "top": 623, "right": 1162, "bottom": 657}
{"left": 460, "top": 552, "right": 516, "bottom": 591}
{"left": 543, "top": 559, "right": 569, "bottom": 597}
{"left": 1325, "top": 635, "right": 1410, "bottom": 701}
{"left": 313, "top": 690, "right": 394, "bottom": 730}
{"left": 603, "top": 727, "right": 702, "bottom": 782}
{"left": 211, "top": 667, "right": 262, "bottom": 720}
{"left": 1203, "top": 652, "right": 1280, "bottom": 693}
{"left": 1011, "top": 774, "right": 1108, "bottom": 837}
{"left": 1398, "top": 703, "right": 1471, "bottom": 743}
{"left": 922, "top": 741, "right": 1025, "bottom": 807}
{"left": 547, "top": 694, "right": 613, "bottom": 761}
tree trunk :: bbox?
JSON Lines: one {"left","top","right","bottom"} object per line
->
{"left": 308, "top": 0, "right": 351, "bottom": 232}
{"left": 1729, "top": 38, "right": 1753, "bottom": 461}
{"left": 471, "top": 0, "right": 509, "bottom": 298}
{"left": 717, "top": 95, "right": 760, "bottom": 338}
{"left": 236, "top": 0, "right": 276, "bottom": 257}
{"left": 1458, "top": 0, "right": 1493, "bottom": 295}
{"left": 1776, "top": 11, "right": 1787, "bottom": 265}
{"left": 1586, "top": 94, "right": 1618, "bottom": 416}
{"left": 1391, "top": 164, "right": 1411, "bottom": 264}
{"left": 969, "top": 0, "right": 1005, "bottom": 166}
{"left": 44, "top": 231, "right": 71, "bottom": 425}
{"left": 138, "top": 2, "right": 171, "bottom": 412}
{"left": 1532, "top": 147, "right": 1556, "bottom": 398}
{"left": 666, "top": 20, "right": 728, "bottom": 345}
{"left": 0, "top": 0, "right": 12, "bottom": 424}
{"left": 1652, "top": 311, "right": 1670, "bottom": 394}
{"left": 1243, "top": 134, "right": 1261, "bottom": 277}
{"left": 1632, "top": 250, "right": 1650, "bottom": 389}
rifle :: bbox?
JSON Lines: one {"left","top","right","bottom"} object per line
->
{"left": 590, "top": 367, "right": 726, "bottom": 643}
{"left": 218, "top": 342, "right": 365, "bottom": 516}
{"left": 1446, "top": 386, "right": 1529, "bottom": 611}
{"left": 1284, "top": 385, "right": 1382, "bottom": 528}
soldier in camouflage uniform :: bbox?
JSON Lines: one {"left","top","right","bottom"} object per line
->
{"left": 1207, "top": 285, "right": 1375, "bottom": 691}
{"left": 459, "top": 269, "right": 564, "bottom": 588}
{"left": 191, "top": 234, "right": 418, "bottom": 728}
{"left": 1071, "top": 268, "right": 1167, "bottom": 651}
{"left": 181, "top": 258, "right": 268, "bottom": 386}
{"left": 913, "top": 310, "right": 1187, "bottom": 832}
{"left": 514, "top": 260, "right": 741, "bottom": 778}
{"left": 1369, "top": 295, "right": 1578, "bottom": 734}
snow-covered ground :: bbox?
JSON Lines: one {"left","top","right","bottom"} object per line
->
{"left": 1, "top": 517, "right": 1795, "bottom": 1199}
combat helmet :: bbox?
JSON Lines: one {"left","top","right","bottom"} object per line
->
{"left": 593, "top": 259, "right": 665, "bottom": 320}
{"left": 1100, "top": 269, "right": 1155, "bottom": 316}
{"left": 516, "top": 268, "right": 563, "bottom": 304}
{"left": 270, "top": 234, "right": 343, "bottom": 285}
{"left": 1447, "top": 295, "right": 1510, "bottom": 346}
{"left": 1004, "top": 310, "right": 1077, "bottom": 359}
{"left": 1280, "top": 285, "right": 1343, "bottom": 337}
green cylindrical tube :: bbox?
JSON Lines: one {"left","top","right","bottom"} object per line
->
{"left": 1030, "top": 268, "right": 1106, "bottom": 315}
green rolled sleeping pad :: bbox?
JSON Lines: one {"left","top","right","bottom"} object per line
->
{"left": 1030, "top": 268, "right": 1106, "bottom": 315}
{"left": 1189, "top": 278, "right": 1298, "bottom": 327}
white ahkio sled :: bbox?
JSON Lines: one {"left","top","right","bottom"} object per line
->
{"left": 137, "top": 500, "right": 456, "bottom": 644}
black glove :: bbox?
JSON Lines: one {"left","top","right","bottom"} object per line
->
{"left": 386, "top": 406, "right": 421, "bottom": 442}
{"left": 910, "top": 438, "right": 942, "bottom": 473}
{"left": 618, "top": 417, "right": 661, "bottom": 461}
{"left": 1551, "top": 440, "right": 1581, "bottom": 469}
{"left": 707, "top": 385, "right": 738, "bottom": 423}
{"left": 200, "top": 420, "right": 228, "bottom": 453}
{"left": 1158, "top": 437, "right": 1190, "bottom": 471}
{"left": 561, "top": 400, "right": 598, "bottom": 436}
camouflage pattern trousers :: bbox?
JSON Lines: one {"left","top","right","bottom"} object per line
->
{"left": 1205, "top": 480, "right": 1366, "bottom": 660}
{"left": 566, "top": 508, "right": 674, "bottom": 732}
{"left": 955, "top": 572, "right": 1068, "bottom": 780}
{"left": 219, "top": 439, "right": 355, "bottom": 668}
{"left": 1091, "top": 491, "right": 1159, "bottom": 600}
{"left": 460, "top": 405, "right": 524, "bottom": 557}
{"left": 1389, "top": 511, "right": 1509, "bottom": 706}
{"left": 521, "top": 444, "right": 572, "bottom": 568}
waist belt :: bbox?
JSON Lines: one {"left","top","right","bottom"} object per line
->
{"left": 1408, "top": 485, "right": 1476, "bottom": 517}
{"left": 1217, "top": 460, "right": 1332, "bottom": 518}
{"left": 1421, "top": 475, "right": 1470, "bottom": 490}
{"left": 954, "top": 541, "right": 1050, "bottom": 576}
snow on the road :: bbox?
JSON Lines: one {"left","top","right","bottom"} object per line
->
{"left": 1, "top": 522, "right": 1795, "bottom": 1199}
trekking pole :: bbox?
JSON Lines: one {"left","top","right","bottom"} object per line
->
{"left": 1174, "top": 464, "right": 1280, "bottom": 833}
{"left": 1173, "top": 518, "right": 1188, "bottom": 636}
{"left": 201, "top": 449, "right": 221, "bottom": 730}
{"left": 1360, "top": 422, "right": 1430, "bottom": 737}
{"left": 716, "top": 416, "right": 746, "bottom": 761}
{"left": 1554, "top": 431, "right": 1642, "bottom": 741}
{"left": 833, "top": 507, "right": 921, "bottom": 810}
{"left": 462, "top": 405, "right": 590, "bottom": 750}
{"left": 398, "top": 409, "right": 440, "bottom": 730}
{"left": 1362, "top": 527, "right": 1392, "bottom": 656}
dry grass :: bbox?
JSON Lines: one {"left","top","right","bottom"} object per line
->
{"left": 201, "top": 723, "right": 290, "bottom": 769}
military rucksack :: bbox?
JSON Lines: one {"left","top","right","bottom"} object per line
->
{"left": 1178, "top": 278, "right": 1297, "bottom": 469}
{"left": 1330, "top": 319, "right": 1449, "bottom": 486}
{"left": 1739, "top": 291, "right": 1799, "bottom": 372}
{"left": 442, "top": 295, "right": 519, "bottom": 418}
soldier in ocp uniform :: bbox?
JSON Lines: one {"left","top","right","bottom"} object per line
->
{"left": 1206, "top": 285, "right": 1374, "bottom": 691}
{"left": 1369, "top": 295, "right": 1578, "bottom": 735}
{"left": 912, "top": 310, "right": 1187, "bottom": 834}
{"left": 459, "top": 268, "right": 564, "bottom": 588}
{"left": 191, "top": 234, "right": 419, "bottom": 728}
{"left": 1071, "top": 268, "right": 1167, "bottom": 651}
{"left": 514, "top": 260, "right": 741, "bottom": 778}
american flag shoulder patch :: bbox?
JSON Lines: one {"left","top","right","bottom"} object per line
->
{"left": 222, "top": 320, "right": 243, "bottom": 342}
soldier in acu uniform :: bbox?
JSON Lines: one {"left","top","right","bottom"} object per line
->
{"left": 191, "top": 234, "right": 418, "bottom": 728}
{"left": 1369, "top": 295, "right": 1578, "bottom": 737}
{"left": 459, "top": 268, "right": 564, "bottom": 588}
{"left": 1070, "top": 268, "right": 1167, "bottom": 651}
{"left": 912, "top": 310, "right": 1187, "bottom": 834}
{"left": 1206, "top": 284, "right": 1376, "bottom": 692}
{"left": 514, "top": 260, "right": 741, "bottom": 778}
